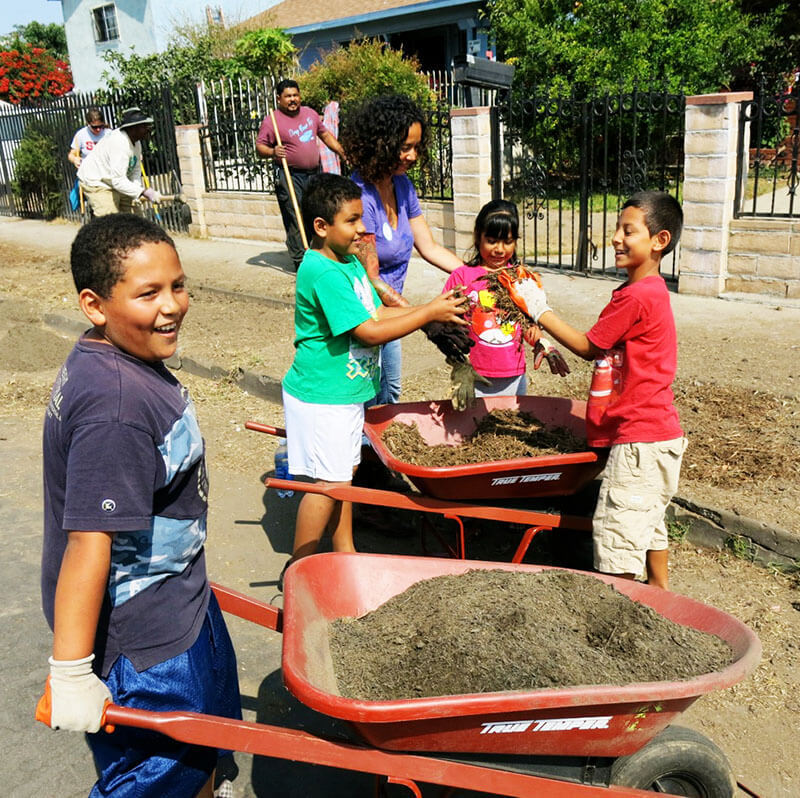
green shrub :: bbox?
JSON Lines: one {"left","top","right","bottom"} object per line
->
{"left": 12, "top": 122, "right": 63, "bottom": 219}
{"left": 298, "top": 39, "right": 433, "bottom": 115}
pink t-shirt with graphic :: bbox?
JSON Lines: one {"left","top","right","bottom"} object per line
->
{"left": 257, "top": 106, "right": 323, "bottom": 171}
{"left": 444, "top": 264, "right": 525, "bottom": 378}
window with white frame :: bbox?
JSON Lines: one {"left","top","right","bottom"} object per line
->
{"left": 93, "top": 4, "right": 120, "bottom": 43}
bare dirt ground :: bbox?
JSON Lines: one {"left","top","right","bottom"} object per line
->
{"left": 1, "top": 227, "right": 798, "bottom": 796}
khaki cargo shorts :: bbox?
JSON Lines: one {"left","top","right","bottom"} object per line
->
{"left": 80, "top": 182, "right": 136, "bottom": 216}
{"left": 593, "top": 437, "right": 687, "bottom": 577}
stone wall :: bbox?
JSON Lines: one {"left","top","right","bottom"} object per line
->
{"left": 727, "top": 218, "right": 800, "bottom": 298}
{"left": 680, "top": 92, "right": 800, "bottom": 298}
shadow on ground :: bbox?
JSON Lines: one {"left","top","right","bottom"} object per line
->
{"left": 246, "top": 250, "right": 296, "bottom": 274}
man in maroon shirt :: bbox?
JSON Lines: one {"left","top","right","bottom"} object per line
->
{"left": 257, "top": 80, "right": 346, "bottom": 270}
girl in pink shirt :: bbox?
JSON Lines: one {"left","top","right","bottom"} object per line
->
{"left": 443, "top": 200, "right": 539, "bottom": 396}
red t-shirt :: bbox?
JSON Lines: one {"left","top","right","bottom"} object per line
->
{"left": 585, "top": 275, "right": 682, "bottom": 447}
{"left": 257, "top": 106, "right": 323, "bottom": 171}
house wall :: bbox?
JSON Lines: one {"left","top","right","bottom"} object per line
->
{"left": 62, "top": 0, "right": 157, "bottom": 92}
{"left": 60, "top": 0, "right": 273, "bottom": 91}
{"left": 287, "top": 1, "right": 485, "bottom": 71}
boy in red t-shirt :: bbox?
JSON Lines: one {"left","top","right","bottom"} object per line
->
{"left": 509, "top": 191, "right": 685, "bottom": 589}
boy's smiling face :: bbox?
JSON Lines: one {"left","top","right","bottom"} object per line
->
{"left": 318, "top": 199, "right": 366, "bottom": 261}
{"left": 82, "top": 241, "right": 189, "bottom": 362}
{"left": 612, "top": 205, "right": 670, "bottom": 276}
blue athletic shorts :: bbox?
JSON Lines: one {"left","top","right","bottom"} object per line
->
{"left": 86, "top": 592, "right": 241, "bottom": 797}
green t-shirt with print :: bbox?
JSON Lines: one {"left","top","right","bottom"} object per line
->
{"left": 283, "top": 249, "right": 381, "bottom": 404}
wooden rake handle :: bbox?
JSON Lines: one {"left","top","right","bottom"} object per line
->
{"left": 270, "top": 109, "right": 308, "bottom": 250}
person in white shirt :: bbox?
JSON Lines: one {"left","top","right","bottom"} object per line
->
{"left": 67, "top": 107, "right": 108, "bottom": 169}
{"left": 78, "top": 107, "right": 161, "bottom": 216}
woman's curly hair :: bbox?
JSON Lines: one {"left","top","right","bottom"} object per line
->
{"left": 341, "top": 94, "right": 429, "bottom": 184}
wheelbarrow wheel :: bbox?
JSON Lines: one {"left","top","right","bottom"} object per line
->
{"left": 610, "top": 725, "right": 735, "bottom": 797}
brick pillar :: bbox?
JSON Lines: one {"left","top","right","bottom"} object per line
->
{"left": 679, "top": 92, "right": 752, "bottom": 295}
{"left": 450, "top": 107, "right": 494, "bottom": 258}
{"left": 175, "top": 124, "right": 208, "bottom": 237}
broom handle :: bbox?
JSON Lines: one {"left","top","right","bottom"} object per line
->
{"left": 270, "top": 109, "right": 308, "bottom": 250}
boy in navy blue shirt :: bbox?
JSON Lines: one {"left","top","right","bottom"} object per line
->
{"left": 37, "top": 214, "right": 240, "bottom": 797}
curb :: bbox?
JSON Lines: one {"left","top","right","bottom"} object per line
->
{"left": 188, "top": 282, "right": 295, "bottom": 311}
{"left": 44, "top": 312, "right": 284, "bottom": 404}
{"left": 41, "top": 311, "right": 799, "bottom": 573}
{"left": 668, "top": 496, "right": 799, "bottom": 572}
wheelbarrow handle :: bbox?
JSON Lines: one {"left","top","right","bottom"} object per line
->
{"left": 97, "top": 705, "right": 660, "bottom": 797}
{"left": 245, "top": 420, "right": 286, "bottom": 438}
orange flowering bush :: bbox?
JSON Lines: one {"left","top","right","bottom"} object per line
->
{"left": 0, "top": 43, "right": 73, "bottom": 104}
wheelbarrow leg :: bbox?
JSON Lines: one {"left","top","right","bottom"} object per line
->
{"left": 511, "top": 525, "right": 550, "bottom": 563}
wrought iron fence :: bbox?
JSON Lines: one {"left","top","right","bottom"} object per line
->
{"left": 0, "top": 87, "right": 187, "bottom": 232}
{"left": 197, "top": 78, "right": 278, "bottom": 194}
{"left": 497, "top": 86, "right": 685, "bottom": 280}
{"left": 423, "top": 68, "right": 497, "bottom": 108}
{"left": 197, "top": 78, "right": 453, "bottom": 201}
{"left": 735, "top": 80, "right": 799, "bottom": 218}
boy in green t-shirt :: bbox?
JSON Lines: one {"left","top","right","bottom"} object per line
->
{"left": 280, "top": 174, "right": 466, "bottom": 584}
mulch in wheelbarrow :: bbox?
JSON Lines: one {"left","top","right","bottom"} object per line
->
{"left": 329, "top": 569, "right": 734, "bottom": 701}
{"left": 381, "top": 408, "right": 586, "bottom": 467}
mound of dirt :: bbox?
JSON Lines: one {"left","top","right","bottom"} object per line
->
{"left": 330, "top": 569, "right": 734, "bottom": 700}
{"left": 381, "top": 409, "right": 586, "bottom": 467}
{"left": 0, "top": 325, "right": 73, "bottom": 372}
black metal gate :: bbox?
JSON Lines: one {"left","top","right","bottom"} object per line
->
{"left": 494, "top": 86, "right": 685, "bottom": 281}
{"left": 0, "top": 87, "right": 187, "bottom": 233}
{"left": 735, "top": 80, "right": 799, "bottom": 218}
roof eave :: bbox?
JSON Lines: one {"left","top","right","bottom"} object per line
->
{"left": 285, "top": 0, "right": 480, "bottom": 35}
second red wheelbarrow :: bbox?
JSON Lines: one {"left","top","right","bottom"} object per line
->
{"left": 361, "top": 395, "right": 605, "bottom": 501}
{"left": 246, "top": 395, "right": 603, "bottom": 561}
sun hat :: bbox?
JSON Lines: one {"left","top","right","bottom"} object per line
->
{"left": 118, "top": 107, "right": 154, "bottom": 129}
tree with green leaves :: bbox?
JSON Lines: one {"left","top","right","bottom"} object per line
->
{"left": 233, "top": 28, "right": 296, "bottom": 80}
{"left": 298, "top": 39, "right": 433, "bottom": 115}
{"left": 12, "top": 119, "right": 63, "bottom": 218}
{"left": 2, "top": 21, "right": 68, "bottom": 60}
{"left": 486, "top": 0, "right": 777, "bottom": 95}
{"left": 101, "top": 26, "right": 296, "bottom": 123}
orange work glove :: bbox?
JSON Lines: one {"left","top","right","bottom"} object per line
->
{"left": 497, "top": 267, "right": 551, "bottom": 322}
{"left": 35, "top": 654, "right": 111, "bottom": 733}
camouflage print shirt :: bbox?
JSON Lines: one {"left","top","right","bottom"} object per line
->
{"left": 41, "top": 336, "right": 209, "bottom": 677}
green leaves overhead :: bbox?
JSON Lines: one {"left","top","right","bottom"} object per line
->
{"left": 486, "top": 0, "right": 778, "bottom": 94}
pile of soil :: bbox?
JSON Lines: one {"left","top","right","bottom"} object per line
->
{"left": 329, "top": 569, "right": 734, "bottom": 700}
{"left": 381, "top": 409, "right": 586, "bottom": 467}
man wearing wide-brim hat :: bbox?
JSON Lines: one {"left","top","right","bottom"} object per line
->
{"left": 78, "top": 107, "right": 163, "bottom": 216}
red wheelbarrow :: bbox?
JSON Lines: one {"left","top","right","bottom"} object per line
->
{"left": 246, "top": 396, "right": 604, "bottom": 561}
{"left": 101, "top": 553, "right": 761, "bottom": 797}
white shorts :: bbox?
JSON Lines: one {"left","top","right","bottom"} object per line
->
{"left": 593, "top": 437, "right": 687, "bottom": 577}
{"left": 282, "top": 388, "right": 364, "bottom": 482}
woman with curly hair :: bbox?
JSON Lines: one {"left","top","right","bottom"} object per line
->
{"left": 342, "top": 94, "right": 464, "bottom": 404}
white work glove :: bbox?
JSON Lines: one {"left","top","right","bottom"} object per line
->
{"left": 514, "top": 279, "right": 551, "bottom": 323}
{"left": 36, "top": 654, "right": 112, "bottom": 733}
{"left": 141, "top": 187, "right": 162, "bottom": 203}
